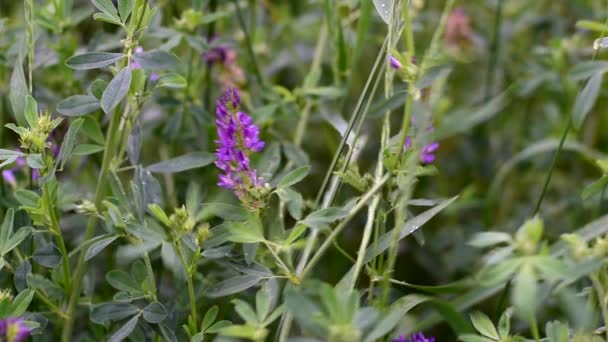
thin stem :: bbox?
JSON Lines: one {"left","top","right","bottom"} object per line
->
{"left": 62, "top": 5, "right": 150, "bottom": 339}
{"left": 43, "top": 184, "right": 72, "bottom": 296}
{"left": 300, "top": 174, "right": 390, "bottom": 279}
{"left": 143, "top": 251, "right": 157, "bottom": 301}
{"left": 25, "top": 0, "right": 34, "bottom": 93}
{"left": 484, "top": 0, "right": 504, "bottom": 100}
{"left": 176, "top": 241, "right": 198, "bottom": 326}
{"left": 534, "top": 14, "right": 608, "bottom": 214}
{"left": 232, "top": 0, "right": 263, "bottom": 85}
{"left": 61, "top": 106, "right": 123, "bottom": 342}
{"left": 529, "top": 313, "right": 540, "bottom": 342}
{"left": 591, "top": 273, "right": 608, "bottom": 341}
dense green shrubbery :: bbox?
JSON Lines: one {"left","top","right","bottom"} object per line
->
{"left": 2, "top": 0, "right": 608, "bottom": 341}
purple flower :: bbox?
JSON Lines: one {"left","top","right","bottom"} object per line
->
{"left": 403, "top": 122, "right": 439, "bottom": 164}
{"left": 2, "top": 170, "right": 16, "bottom": 187}
{"left": 0, "top": 317, "right": 30, "bottom": 342}
{"left": 389, "top": 55, "right": 402, "bottom": 69}
{"left": 215, "top": 88, "right": 265, "bottom": 206}
{"left": 131, "top": 46, "right": 144, "bottom": 69}
{"left": 150, "top": 72, "right": 159, "bottom": 83}
{"left": 393, "top": 332, "right": 435, "bottom": 342}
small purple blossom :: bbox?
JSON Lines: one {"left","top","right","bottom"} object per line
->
{"left": 403, "top": 136, "right": 439, "bottom": 165}
{"left": 0, "top": 317, "right": 30, "bottom": 342}
{"left": 215, "top": 88, "right": 265, "bottom": 206}
{"left": 130, "top": 46, "right": 144, "bottom": 69}
{"left": 150, "top": 72, "right": 159, "bottom": 83}
{"left": 389, "top": 55, "right": 402, "bottom": 69}
{"left": 393, "top": 332, "right": 435, "bottom": 342}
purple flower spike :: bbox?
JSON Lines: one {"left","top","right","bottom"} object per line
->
{"left": 389, "top": 55, "right": 402, "bottom": 69}
{"left": 393, "top": 332, "right": 435, "bottom": 342}
{"left": 0, "top": 317, "right": 31, "bottom": 342}
{"left": 214, "top": 88, "right": 265, "bottom": 207}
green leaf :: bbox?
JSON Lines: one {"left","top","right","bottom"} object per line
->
{"left": 469, "top": 232, "right": 513, "bottom": 248}
{"left": 372, "top": 0, "right": 392, "bottom": 24}
{"left": 469, "top": 312, "right": 498, "bottom": 339}
{"left": 572, "top": 72, "right": 603, "bottom": 130}
{"left": 256, "top": 285, "right": 271, "bottom": 322}
{"left": 12, "top": 190, "right": 36, "bottom": 207}
{"left": 530, "top": 256, "right": 575, "bottom": 281}
{"left": 154, "top": 73, "right": 187, "bottom": 89}
{"left": 202, "top": 306, "right": 219, "bottom": 331}
{"left": 148, "top": 204, "right": 171, "bottom": 226}
{"left": 458, "top": 335, "right": 496, "bottom": 342}
{"left": 0, "top": 209, "right": 15, "bottom": 254}
{"left": 364, "top": 294, "right": 429, "bottom": 342}
{"left": 2, "top": 227, "right": 33, "bottom": 256}
{"left": 477, "top": 258, "right": 522, "bottom": 286}
{"left": 219, "top": 325, "right": 259, "bottom": 339}
{"left": 131, "top": 50, "right": 181, "bottom": 70}
{"left": 10, "top": 289, "right": 34, "bottom": 317}
{"left": 9, "top": 57, "right": 28, "bottom": 127}
{"left": 512, "top": 263, "right": 537, "bottom": 320}
{"left": 582, "top": 175, "right": 608, "bottom": 200}
{"left": 497, "top": 308, "right": 512, "bottom": 338}
{"left": 276, "top": 188, "right": 304, "bottom": 220}
{"left": 57, "top": 118, "right": 84, "bottom": 169}
{"left": 118, "top": 0, "right": 133, "bottom": 21}
{"left": 233, "top": 299, "right": 258, "bottom": 324}
{"left": 338, "top": 197, "right": 458, "bottom": 289}
{"left": 85, "top": 235, "right": 119, "bottom": 261}
{"left": 26, "top": 154, "right": 45, "bottom": 169}
{"left": 302, "top": 86, "right": 344, "bottom": 99}
{"left": 301, "top": 206, "right": 350, "bottom": 229}
{"left": 227, "top": 216, "right": 264, "bottom": 244}
{"left": 198, "top": 203, "right": 247, "bottom": 221}
{"left": 82, "top": 116, "right": 105, "bottom": 145}
{"left": 206, "top": 320, "right": 232, "bottom": 333}
{"left": 569, "top": 61, "right": 608, "bottom": 81}
{"left": 102, "top": 67, "right": 132, "bottom": 114}
{"left": 546, "top": 321, "right": 570, "bottom": 342}
{"left": 106, "top": 270, "right": 143, "bottom": 294}
{"left": 57, "top": 95, "right": 101, "bottom": 116}
{"left": 434, "top": 92, "right": 509, "bottom": 140}
{"left": 285, "top": 224, "right": 307, "bottom": 245}
{"left": 108, "top": 314, "right": 140, "bottom": 342}
{"left": 145, "top": 152, "right": 215, "bottom": 173}
{"left": 65, "top": 52, "right": 125, "bottom": 70}
{"left": 32, "top": 244, "right": 62, "bottom": 268}
{"left": 91, "top": 0, "right": 118, "bottom": 17}
{"left": 89, "top": 79, "right": 109, "bottom": 99}
{"left": 278, "top": 166, "right": 310, "bottom": 188}
{"left": 143, "top": 302, "right": 167, "bottom": 323}
{"left": 91, "top": 303, "right": 140, "bottom": 324}
{"left": 207, "top": 275, "right": 262, "bottom": 298}
{"left": 24, "top": 95, "right": 38, "bottom": 128}
{"left": 93, "top": 11, "right": 123, "bottom": 25}
{"left": 73, "top": 144, "right": 105, "bottom": 156}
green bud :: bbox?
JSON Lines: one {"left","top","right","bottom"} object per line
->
{"left": 561, "top": 233, "right": 590, "bottom": 261}
{"left": 174, "top": 9, "right": 204, "bottom": 32}
{"left": 169, "top": 206, "right": 195, "bottom": 233}
{"left": 328, "top": 324, "right": 361, "bottom": 342}
{"left": 196, "top": 223, "right": 212, "bottom": 245}
{"left": 0, "top": 289, "right": 12, "bottom": 303}
{"left": 515, "top": 216, "right": 544, "bottom": 255}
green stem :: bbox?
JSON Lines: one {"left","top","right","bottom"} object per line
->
{"left": 43, "top": 184, "right": 72, "bottom": 296}
{"left": 25, "top": 0, "right": 34, "bottom": 93}
{"left": 175, "top": 241, "right": 198, "bottom": 326}
{"left": 591, "top": 273, "right": 608, "bottom": 341}
{"left": 61, "top": 106, "right": 123, "bottom": 342}
{"left": 300, "top": 174, "right": 390, "bottom": 279}
{"left": 143, "top": 251, "right": 157, "bottom": 301}
{"left": 232, "top": 0, "right": 263, "bottom": 86}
